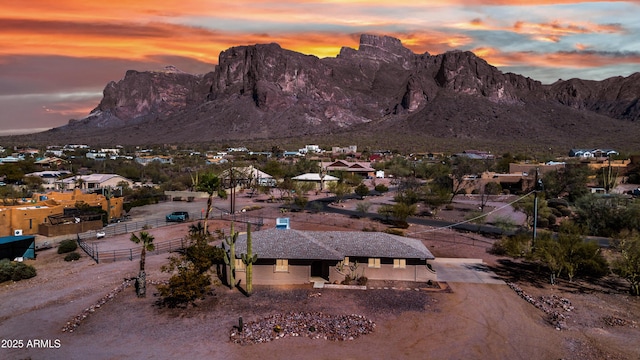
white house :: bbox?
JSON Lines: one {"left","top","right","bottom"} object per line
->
{"left": 59, "top": 174, "right": 133, "bottom": 192}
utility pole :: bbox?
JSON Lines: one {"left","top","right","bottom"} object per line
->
{"left": 229, "top": 161, "right": 236, "bottom": 214}
{"left": 532, "top": 168, "right": 543, "bottom": 249}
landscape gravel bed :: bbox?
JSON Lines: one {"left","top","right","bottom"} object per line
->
{"left": 229, "top": 311, "right": 375, "bottom": 345}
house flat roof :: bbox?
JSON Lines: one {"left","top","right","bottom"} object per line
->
{"left": 0, "top": 235, "right": 36, "bottom": 245}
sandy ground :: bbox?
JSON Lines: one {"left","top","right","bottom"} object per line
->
{"left": 1, "top": 194, "right": 640, "bottom": 360}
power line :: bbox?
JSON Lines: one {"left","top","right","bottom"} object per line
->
{"left": 406, "top": 190, "right": 535, "bottom": 236}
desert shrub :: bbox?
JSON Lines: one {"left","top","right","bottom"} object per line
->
{"left": 356, "top": 276, "right": 368, "bottom": 286}
{"left": 354, "top": 184, "right": 370, "bottom": 198}
{"left": 490, "top": 233, "right": 530, "bottom": 257}
{"left": 536, "top": 217, "right": 550, "bottom": 229}
{"left": 157, "top": 260, "right": 211, "bottom": 308}
{"left": 547, "top": 198, "right": 570, "bottom": 208}
{"left": 0, "top": 259, "right": 13, "bottom": 282}
{"left": 64, "top": 252, "right": 81, "bottom": 262}
{"left": 0, "top": 259, "right": 37, "bottom": 282}
{"left": 12, "top": 262, "right": 37, "bottom": 281}
{"left": 374, "top": 184, "right": 388, "bottom": 193}
{"left": 341, "top": 275, "right": 353, "bottom": 285}
{"left": 558, "top": 206, "right": 572, "bottom": 217}
{"left": 445, "top": 204, "right": 455, "bottom": 211}
{"left": 57, "top": 239, "right": 78, "bottom": 254}
{"left": 241, "top": 205, "right": 263, "bottom": 212}
{"left": 384, "top": 228, "right": 405, "bottom": 236}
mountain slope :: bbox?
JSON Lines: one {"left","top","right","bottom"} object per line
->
{"left": 9, "top": 34, "right": 640, "bottom": 152}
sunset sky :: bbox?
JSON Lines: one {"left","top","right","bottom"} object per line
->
{"left": 1, "top": 0, "right": 639, "bottom": 135}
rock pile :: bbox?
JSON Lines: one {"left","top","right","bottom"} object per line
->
{"left": 507, "top": 282, "right": 573, "bottom": 330}
{"left": 230, "top": 312, "right": 375, "bottom": 345}
{"left": 602, "top": 315, "right": 638, "bottom": 328}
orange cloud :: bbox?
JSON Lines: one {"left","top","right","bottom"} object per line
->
{"left": 472, "top": 46, "right": 640, "bottom": 69}
{"left": 513, "top": 20, "right": 624, "bottom": 38}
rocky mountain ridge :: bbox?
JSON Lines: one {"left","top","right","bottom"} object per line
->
{"left": 10, "top": 34, "right": 640, "bottom": 151}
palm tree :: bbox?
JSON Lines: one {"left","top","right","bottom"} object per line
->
{"left": 188, "top": 221, "right": 207, "bottom": 237}
{"left": 196, "top": 173, "right": 227, "bottom": 235}
{"left": 130, "top": 231, "right": 155, "bottom": 297}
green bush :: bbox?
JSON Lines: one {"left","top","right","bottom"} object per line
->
{"left": 64, "top": 252, "right": 81, "bottom": 262}
{"left": 0, "top": 259, "right": 37, "bottom": 282}
{"left": 374, "top": 184, "right": 388, "bottom": 193}
{"left": 489, "top": 233, "right": 530, "bottom": 257}
{"left": 384, "top": 228, "right": 405, "bottom": 236}
{"left": 558, "top": 206, "right": 572, "bottom": 217}
{"left": 57, "top": 239, "right": 78, "bottom": 254}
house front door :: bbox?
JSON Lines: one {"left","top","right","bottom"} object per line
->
{"left": 310, "top": 261, "right": 328, "bottom": 280}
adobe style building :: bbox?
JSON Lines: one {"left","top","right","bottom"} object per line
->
{"left": 0, "top": 189, "right": 124, "bottom": 237}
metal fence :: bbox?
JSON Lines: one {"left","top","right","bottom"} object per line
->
{"left": 77, "top": 235, "right": 187, "bottom": 264}
{"left": 79, "top": 217, "right": 177, "bottom": 240}
{"left": 77, "top": 211, "right": 264, "bottom": 241}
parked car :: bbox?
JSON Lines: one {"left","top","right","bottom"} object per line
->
{"left": 96, "top": 231, "right": 106, "bottom": 239}
{"left": 166, "top": 211, "right": 190, "bottom": 222}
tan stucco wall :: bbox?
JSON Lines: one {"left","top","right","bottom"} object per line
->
{"left": 361, "top": 264, "right": 436, "bottom": 282}
{"left": 234, "top": 264, "right": 312, "bottom": 285}
{"left": 230, "top": 261, "right": 437, "bottom": 285}
{"left": 0, "top": 189, "right": 124, "bottom": 237}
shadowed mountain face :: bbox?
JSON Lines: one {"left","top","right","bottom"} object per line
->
{"left": 11, "top": 35, "right": 640, "bottom": 152}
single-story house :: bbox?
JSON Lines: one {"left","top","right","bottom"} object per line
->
{"left": 291, "top": 173, "right": 339, "bottom": 190}
{"left": 59, "top": 174, "right": 134, "bottom": 192}
{"left": 220, "top": 166, "right": 276, "bottom": 188}
{"left": 0, "top": 235, "right": 36, "bottom": 260}
{"left": 25, "top": 170, "right": 72, "bottom": 190}
{"left": 321, "top": 160, "right": 376, "bottom": 178}
{"left": 228, "top": 229, "right": 436, "bottom": 285}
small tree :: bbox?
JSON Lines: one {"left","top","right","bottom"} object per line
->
{"left": 158, "top": 258, "right": 211, "bottom": 308}
{"left": 612, "top": 230, "right": 640, "bottom": 295}
{"left": 355, "top": 201, "right": 372, "bottom": 218}
{"left": 327, "top": 181, "right": 351, "bottom": 203}
{"left": 196, "top": 172, "right": 227, "bottom": 235}
{"left": 130, "top": 231, "right": 155, "bottom": 297}
{"left": 354, "top": 183, "right": 370, "bottom": 199}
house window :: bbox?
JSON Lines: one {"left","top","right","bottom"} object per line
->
{"left": 275, "top": 259, "right": 289, "bottom": 272}
{"left": 393, "top": 259, "right": 406, "bottom": 269}
{"left": 234, "top": 259, "right": 245, "bottom": 271}
{"left": 343, "top": 256, "right": 349, "bottom": 265}
{"left": 368, "top": 258, "right": 380, "bottom": 268}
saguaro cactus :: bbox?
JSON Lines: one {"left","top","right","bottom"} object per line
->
{"left": 241, "top": 224, "right": 258, "bottom": 295}
{"left": 223, "top": 222, "right": 238, "bottom": 288}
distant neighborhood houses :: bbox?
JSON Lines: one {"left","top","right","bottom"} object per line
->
{"left": 455, "top": 150, "right": 495, "bottom": 160}
{"left": 135, "top": 154, "right": 173, "bottom": 166}
{"left": 569, "top": 148, "right": 619, "bottom": 158}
